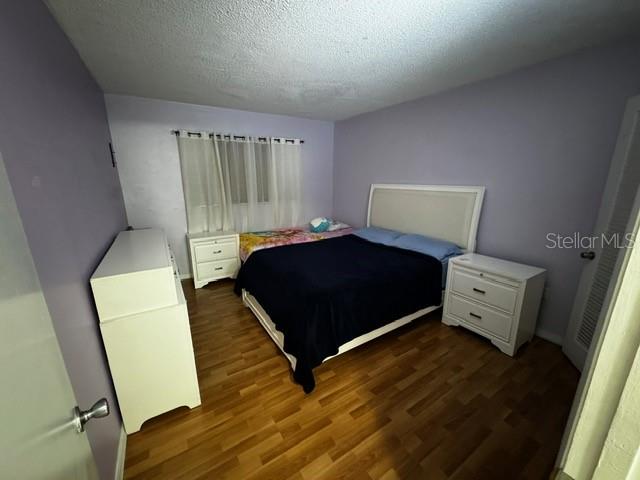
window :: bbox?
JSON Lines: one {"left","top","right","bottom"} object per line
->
{"left": 177, "top": 132, "right": 302, "bottom": 233}
{"left": 218, "top": 140, "right": 270, "bottom": 204}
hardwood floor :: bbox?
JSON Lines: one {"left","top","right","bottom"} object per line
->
{"left": 124, "top": 279, "right": 579, "bottom": 479}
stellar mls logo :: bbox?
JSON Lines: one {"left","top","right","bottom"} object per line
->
{"left": 545, "top": 232, "right": 636, "bottom": 249}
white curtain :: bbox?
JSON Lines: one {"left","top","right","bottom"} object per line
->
{"left": 270, "top": 139, "right": 302, "bottom": 228}
{"left": 177, "top": 132, "right": 233, "bottom": 233}
{"left": 177, "top": 132, "right": 302, "bottom": 234}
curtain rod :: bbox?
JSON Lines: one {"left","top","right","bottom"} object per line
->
{"left": 171, "top": 130, "right": 304, "bottom": 144}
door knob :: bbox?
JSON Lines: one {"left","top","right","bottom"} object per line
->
{"left": 73, "top": 398, "right": 109, "bottom": 433}
{"left": 580, "top": 251, "right": 596, "bottom": 260}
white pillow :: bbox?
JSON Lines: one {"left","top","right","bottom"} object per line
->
{"left": 327, "top": 221, "right": 350, "bottom": 231}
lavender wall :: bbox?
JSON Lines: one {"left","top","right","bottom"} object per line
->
{"left": 333, "top": 40, "right": 640, "bottom": 342}
{"left": 105, "top": 94, "right": 334, "bottom": 276}
{"left": 0, "top": 1, "right": 127, "bottom": 478}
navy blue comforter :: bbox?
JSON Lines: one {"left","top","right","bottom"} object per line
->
{"left": 234, "top": 234, "right": 442, "bottom": 392}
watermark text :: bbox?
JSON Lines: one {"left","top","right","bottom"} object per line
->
{"left": 545, "top": 232, "right": 635, "bottom": 249}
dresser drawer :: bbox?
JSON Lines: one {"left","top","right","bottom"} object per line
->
{"left": 194, "top": 241, "right": 237, "bottom": 263}
{"left": 448, "top": 294, "right": 513, "bottom": 341}
{"left": 450, "top": 267, "right": 518, "bottom": 313}
{"left": 196, "top": 258, "right": 238, "bottom": 279}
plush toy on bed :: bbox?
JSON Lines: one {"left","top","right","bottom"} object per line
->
{"left": 310, "top": 217, "right": 351, "bottom": 233}
{"left": 309, "top": 217, "right": 331, "bottom": 233}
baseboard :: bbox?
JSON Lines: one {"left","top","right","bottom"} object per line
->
{"left": 536, "top": 328, "right": 563, "bottom": 346}
{"left": 180, "top": 273, "right": 192, "bottom": 280}
{"left": 114, "top": 425, "right": 127, "bottom": 480}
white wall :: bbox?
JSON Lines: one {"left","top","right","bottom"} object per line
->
{"left": 105, "top": 95, "right": 334, "bottom": 275}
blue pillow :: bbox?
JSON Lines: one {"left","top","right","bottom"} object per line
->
{"left": 390, "top": 233, "right": 462, "bottom": 261}
{"left": 353, "top": 227, "right": 403, "bottom": 245}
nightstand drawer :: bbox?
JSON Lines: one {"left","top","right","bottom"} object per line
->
{"left": 196, "top": 258, "right": 238, "bottom": 279}
{"left": 450, "top": 268, "right": 518, "bottom": 313}
{"left": 448, "top": 294, "right": 513, "bottom": 341}
{"left": 194, "top": 241, "right": 237, "bottom": 262}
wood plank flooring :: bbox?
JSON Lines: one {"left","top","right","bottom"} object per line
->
{"left": 124, "top": 279, "right": 579, "bottom": 479}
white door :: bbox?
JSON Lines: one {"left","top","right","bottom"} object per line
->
{"left": 563, "top": 95, "right": 640, "bottom": 370}
{"left": 0, "top": 152, "right": 100, "bottom": 479}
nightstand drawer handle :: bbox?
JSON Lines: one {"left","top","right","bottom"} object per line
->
{"left": 213, "top": 249, "right": 222, "bottom": 254}
{"left": 472, "top": 287, "right": 486, "bottom": 294}
{"left": 214, "top": 266, "right": 223, "bottom": 271}
{"left": 469, "top": 312, "right": 482, "bottom": 320}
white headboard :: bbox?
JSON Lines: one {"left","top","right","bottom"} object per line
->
{"left": 367, "top": 184, "right": 485, "bottom": 253}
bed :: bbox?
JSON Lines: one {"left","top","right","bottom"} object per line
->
{"left": 235, "top": 184, "right": 485, "bottom": 392}
{"left": 239, "top": 225, "right": 353, "bottom": 262}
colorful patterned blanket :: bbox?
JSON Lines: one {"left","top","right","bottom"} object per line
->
{"left": 239, "top": 226, "right": 353, "bottom": 262}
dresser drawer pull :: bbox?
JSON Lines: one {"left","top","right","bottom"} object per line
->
{"left": 472, "top": 287, "right": 486, "bottom": 294}
{"left": 214, "top": 266, "right": 223, "bottom": 271}
{"left": 213, "top": 249, "right": 222, "bottom": 254}
{"left": 469, "top": 312, "right": 482, "bottom": 320}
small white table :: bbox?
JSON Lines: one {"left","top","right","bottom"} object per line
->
{"left": 188, "top": 231, "right": 240, "bottom": 288}
{"left": 442, "top": 253, "right": 546, "bottom": 356}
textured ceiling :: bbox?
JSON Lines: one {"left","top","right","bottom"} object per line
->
{"left": 45, "top": 0, "right": 640, "bottom": 121}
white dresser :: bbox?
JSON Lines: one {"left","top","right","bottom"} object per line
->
{"left": 188, "top": 231, "right": 240, "bottom": 289}
{"left": 91, "top": 229, "right": 201, "bottom": 433}
{"left": 442, "top": 253, "right": 546, "bottom": 356}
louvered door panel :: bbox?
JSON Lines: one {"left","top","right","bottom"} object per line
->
{"left": 576, "top": 113, "right": 640, "bottom": 349}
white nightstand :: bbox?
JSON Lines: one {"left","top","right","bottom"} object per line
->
{"left": 187, "top": 231, "right": 240, "bottom": 289}
{"left": 442, "top": 253, "right": 546, "bottom": 356}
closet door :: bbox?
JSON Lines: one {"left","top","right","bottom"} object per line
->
{"left": 563, "top": 95, "right": 640, "bottom": 370}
